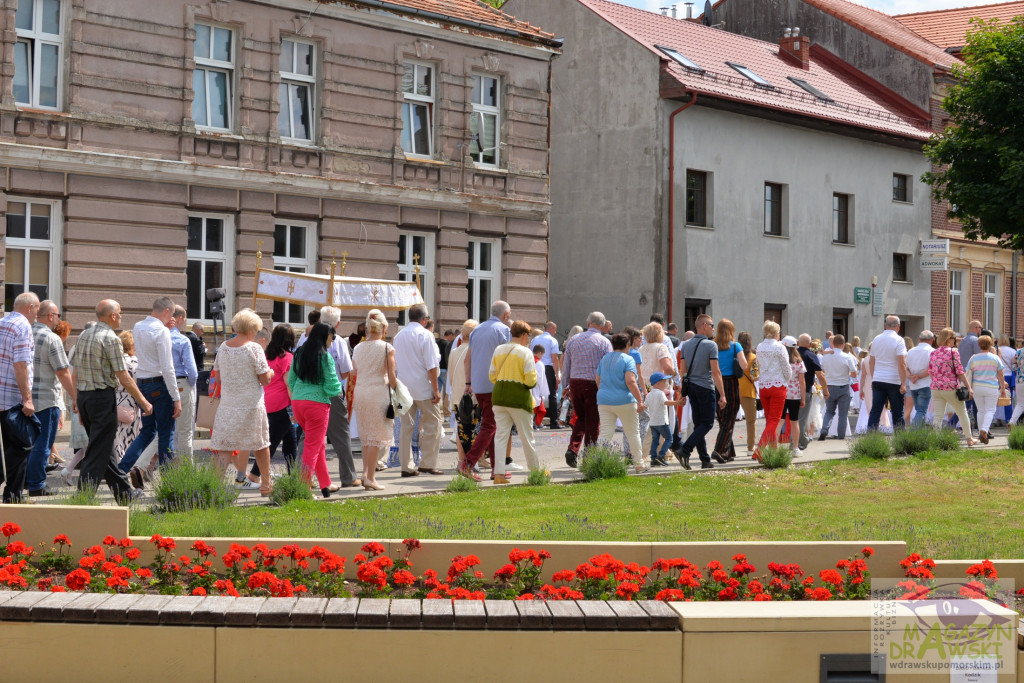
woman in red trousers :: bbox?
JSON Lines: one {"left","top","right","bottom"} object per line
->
{"left": 753, "top": 320, "right": 792, "bottom": 461}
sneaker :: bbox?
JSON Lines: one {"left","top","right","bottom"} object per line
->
{"left": 493, "top": 473, "right": 512, "bottom": 485}
{"left": 237, "top": 478, "right": 260, "bottom": 489}
{"left": 129, "top": 467, "right": 145, "bottom": 490}
{"left": 506, "top": 462, "right": 524, "bottom": 471}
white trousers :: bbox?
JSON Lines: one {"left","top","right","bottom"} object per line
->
{"left": 493, "top": 406, "right": 539, "bottom": 476}
{"left": 598, "top": 403, "right": 644, "bottom": 466}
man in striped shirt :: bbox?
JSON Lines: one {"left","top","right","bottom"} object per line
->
{"left": 0, "top": 292, "right": 39, "bottom": 502}
{"left": 561, "top": 312, "right": 612, "bottom": 466}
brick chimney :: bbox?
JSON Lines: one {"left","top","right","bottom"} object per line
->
{"left": 779, "top": 27, "right": 811, "bottom": 70}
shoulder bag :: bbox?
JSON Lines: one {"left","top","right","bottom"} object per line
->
{"left": 383, "top": 344, "right": 398, "bottom": 419}
{"left": 679, "top": 339, "right": 702, "bottom": 397}
{"left": 731, "top": 341, "right": 743, "bottom": 378}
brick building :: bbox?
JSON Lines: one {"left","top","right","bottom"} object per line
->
{"left": 0, "top": 0, "right": 559, "bottom": 333}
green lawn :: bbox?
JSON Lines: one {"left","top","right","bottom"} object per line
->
{"left": 128, "top": 449, "right": 1024, "bottom": 560}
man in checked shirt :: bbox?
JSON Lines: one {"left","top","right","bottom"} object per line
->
{"left": 0, "top": 292, "right": 40, "bottom": 502}
{"left": 561, "top": 312, "right": 612, "bottom": 467}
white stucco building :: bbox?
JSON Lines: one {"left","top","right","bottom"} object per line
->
{"left": 508, "top": 0, "right": 934, "bottom": 341}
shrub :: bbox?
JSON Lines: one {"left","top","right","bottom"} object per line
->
{"left": 578, "top": 444, "right": 629, "bottom": 481}
{"left": 849, "top": 431, "right": 892, "bottom": 460}
{"left": 1008, "top": 425, "right": 1024, "bottom": 451}
{"left": 928, "top": 428, "right": 961, "bottom": 452}
{"left": 526, "top": 468, "right": 551, "bottom": 486}
{"left": 446, "top": 475, "right": 478, "bottom": 493}
{"left": 153, "top": 459, "right": 238, "bottom": 513}
{"left": 268, "top": 468, "right": 313, "bottom": 506}
{"left": 58, "top": 481, "right": 100, "bottom": 506}
{"left": 758, "top": 444, "right": 793, "bottom": 469}
{"left": 891, "top": 426, "right": 934, "bottom": 455}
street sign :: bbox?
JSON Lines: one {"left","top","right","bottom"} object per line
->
{"left": 872, "top": 288, "right": 883, "bottom": 317}
{"left": 920, "top": 239, "right": 950, "bottom": 255}
{"left": 920, "top": 256, "right": 948, "bottom": 271}
{"left": 854, "top": 287, "right": 871, "bottom": 304}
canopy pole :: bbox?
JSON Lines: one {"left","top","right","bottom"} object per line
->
{"left": 329, "top": 250, "right": 337, "bottom": 306}
{"left": 251, "top": 240, "right": 263, "bottom": 309}
{"left": 413, "top": 252, "right": 422, "bottom": 293}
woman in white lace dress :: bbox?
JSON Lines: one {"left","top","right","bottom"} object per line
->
{"left": 210, "top": 310, "right": 275, "bottom": 495}
{"left": 352, "top": 309, "right": 397, "bottom": 491}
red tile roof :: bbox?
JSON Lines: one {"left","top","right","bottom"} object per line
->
{"left": 334, "top": 0, "right": 556, "bottom": 43}
{"left": 895, "top": 1, "right": 1024, "bottom": 50}
{"left": 579, "top": 0, "right": 931, "bottom": 140}
{"left": 783, "top": 0, "right": 961, "bottom": 69}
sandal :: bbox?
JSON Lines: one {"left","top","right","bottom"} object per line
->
{"left": 260, "top": 483, "right": 274, "bottom": 496}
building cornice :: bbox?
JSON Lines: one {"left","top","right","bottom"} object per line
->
{"left": 0, "top": 143, "right": 551, "bottom": 219}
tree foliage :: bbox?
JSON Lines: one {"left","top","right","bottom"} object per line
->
{"left": 923, "top": 18, "right": 1024, "bottom": 249}
{"left": 481, "top": 0, "right": 507, "bottom": 8}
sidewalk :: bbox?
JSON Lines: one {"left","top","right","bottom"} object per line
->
{"left": 39, "top": 415, "right": 1003, "bottom": 507}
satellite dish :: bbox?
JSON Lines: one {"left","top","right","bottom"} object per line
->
{"left": 702, "top": 0, "right": 714, "bottom": 26}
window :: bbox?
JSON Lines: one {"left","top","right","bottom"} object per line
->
{"left": 397, "top": 231, "right": 434, "bottom": 326}
{"left": 787, "top": 77, "right": 832, "bottom": 102}
{"left": 686, "top": 170, "right": 707, "bottom": 227}
{"left": 470, "top": 74, "right": 500, "bottom": 166}
{"left": 949, "top": 269, "right": 965, "bottom": 332}
{"left": 467, "top": 239, "right": 500, "bottom": 323}
{"left": 984, "top": 273, "right": 1000, "bottom": 333}
{"left": 727, "top": 62, "right": 771, "bottom": 87}
{"left": 14, "top": 0, "right": 63, "bottom": 109}
{"left": 833, "top": 193, "right": 851, "bottom": 244}
{"left": 893, "top": 173, "right": 910, "bottom": 202}
{"left": 683, "top": 300, "right": 709, "bottom": 336}
{"left": 193, "top": 23, "right": 234, "bottom": 130}
{"left": 272, "top": 222, "right": 316, "bottom": 325}
{"left": 401, "top": 61, "right": 434, "bottom": 157}
{"left": 764, "top": 304, "right": 786, "bottom": 328}
{"left": 764, "top": 182, "right": 783, "bottom": 235}
{"left": 187, "top": 215, "right": 233, "bottom": 321}
{"left": 655, "top": 45, "right": 704, "bottom": 72}
{"left": 4, "top": 199, "right": 61, "bottom": 311}
{"left": 278, "top": 38, "right": 315, "bottom": 141}
{"left": 893, "top": 253, "right": 910, "bottom": 283}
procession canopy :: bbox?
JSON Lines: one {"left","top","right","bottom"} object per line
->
{"left": 254, "top": 268, "right": 424, "bottom": 311}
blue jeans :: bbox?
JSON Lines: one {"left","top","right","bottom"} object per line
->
{"left": 680, "top": 385, "right": 716, "bottom": 463}
{"left": 869, "top": 381, "right": 905, "bottom": 431}
{"left": 909, "top": 387, "right": 931, "bottom": 426}
{"left": 649, "top": 424, "right": 672, "bottom": 461}
{"left": 26, "top": 406, "right": 61, "bottom": 491}
{"left": 118, "top": 379, "right": 176, "bottom": 472}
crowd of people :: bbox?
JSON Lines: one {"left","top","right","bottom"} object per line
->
{"left": 0, "top": 289, "right": 1018, "bottom": 504}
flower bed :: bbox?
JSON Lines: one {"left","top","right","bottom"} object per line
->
{"left": 2, "top": 520, "right": 1020, "bottom": 611}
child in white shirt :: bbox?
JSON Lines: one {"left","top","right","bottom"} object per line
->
{"left": 646, "top": 373, "right": 680, "bottom": 465}
{"left": 531, "top": 345, "right": 549, "bottom": 428}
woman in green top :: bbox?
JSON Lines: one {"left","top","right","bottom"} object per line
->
{"left": 489, "top": 320, "right": 541, "bottom": 484}
{"left": 287, "top": 323, "right": 343, "bottom": 498}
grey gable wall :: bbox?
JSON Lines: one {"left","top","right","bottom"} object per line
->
{"left": 713, "top": 0, "right": 934, "bottom": 112}
{"left": 505, "top": 0, "right": 667, "bottom": 331}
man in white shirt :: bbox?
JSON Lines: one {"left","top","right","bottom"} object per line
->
{"left": 319, "top": 306, "right": 361, "bottom": 488}
{"left": 118, "top": 296, "right": 182, "bottom": 474}
{"left": 906, "top": 330, "right": 935, "bottom": 427}
{"left": 535, "top": 321, "right": 561, "bottom": 429}
{"left": 818, "top": 333, "right": 858, "bottom": 440}
{"left": 868, "top": 315, "right": 908, "bottom": 430}
{"left": 393, "top": 304, "right": 443, "bottom": 476}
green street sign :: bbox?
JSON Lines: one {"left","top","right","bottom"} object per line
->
{"left": 854, "top": 287, "right": 871, "bottom": 304}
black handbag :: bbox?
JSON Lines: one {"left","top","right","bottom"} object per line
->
{"left": 383, "top": 344, "right": 396, "bottom": 419}
{"left": 946, "top": 347, "right": 970, "bottom": 401}
{"left": 678, "top": 338, "right": 702, "bottom": 396}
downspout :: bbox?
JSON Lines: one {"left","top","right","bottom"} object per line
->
{"left": 1014, "top": 251, "right": 1019, "bottom": 343}
{"left": 666, "top": 91, "right": 697, "bottom": 322}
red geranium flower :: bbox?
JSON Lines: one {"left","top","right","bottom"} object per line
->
{"left": 65, "top": 569, "right": 91, "bottom": 591}
{"left": 53, "top": 534, "right": 71, "bottom": 546}
{"left": 1, "top": 522, "right": 21, "bottom": 538}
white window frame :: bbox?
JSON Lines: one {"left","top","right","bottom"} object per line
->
{"left": 4, "top": 196, "right": 63, "bottom": 311}
{"left": 984, "top": 272, "right": 1000, "bottom": 334}
{"left": 186, "top": 213, "right": 235, "bottom": 324}
{"left": 400, "top": 60, "right": 434, "bottom": 158}
{"left": 470, "top": 73, "right": 501, "bottom": 167}
{"left": 14, "top": 0, "right": 64, "bottom": 110}
{"left": 271, "top": 220, "right": 317, "bottom": 326}
{"left": 467, "top": 238, "right": 501, "bottom": 323}
{"left": 193, "top": 22, "right": 234, "bottom": 132}
{"left": 949, "top": 269, "right": 966, "bottom": 334}
{"left": 397, "top": 230, "right": 434, "bottom": 326}
{"left": 278, "top": 37, "right": 316, "bottom": 142}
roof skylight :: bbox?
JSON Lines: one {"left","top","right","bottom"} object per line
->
{"left": 788, "top": 77, "right": 834, "bottom": 102}
{"left": 727, "top": 62, "right": 771, "bottom": 87}
{"left": 656, "top": 45, "right": 704, "bottom": 72}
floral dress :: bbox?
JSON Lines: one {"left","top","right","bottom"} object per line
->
{"left": 210, "top": 342, "right": 271, "bottom": 452}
